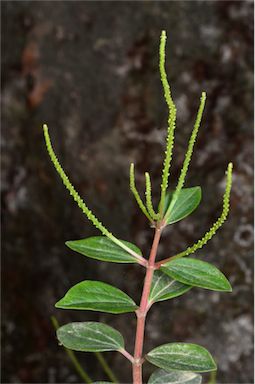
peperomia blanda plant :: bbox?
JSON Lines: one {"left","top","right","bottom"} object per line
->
{"left": 43, "top": 31, "right": 233, "bottom": 384}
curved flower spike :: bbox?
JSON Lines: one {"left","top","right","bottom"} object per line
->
{"left": 157, "top": 163, "right": 233, "bottom": 266}
{"left": 43, "top": 124, "right": 147, "bottom": 266}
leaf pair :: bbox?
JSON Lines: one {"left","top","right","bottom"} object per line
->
{"left": 57, "top": 323, "right": 216, "bottom": 374}
{"left": 55, "top": 272, "right": 190, "bottom": 315}
{"left": 56, "top": 238, "right": 192, "bottom": 318}
{"left": 60, "top": 236, "right": 232, "bottom": 315}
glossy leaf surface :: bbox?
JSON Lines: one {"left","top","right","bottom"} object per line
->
{"left": 66, "top": 236, "right": 141, "bottom": 263}
{"left": 55, "top": 280, "right": 137, "bottom": 314}
{"left": 161, "top": 258, "right": 232, "bottom": 292}
{"left": 146, "top": 343, "right": 216, "bottom": 372}
{"left": 57, "top": 322, "right": 124, "bottom": 352}
{"left": 148, "top": 369, "right": 202, "bottom": 384}
{"left": 149, "top": 270, "right": 191, "bottom": 303}
{"left": 164, "top": 187, "right": 201, "bottom": 224}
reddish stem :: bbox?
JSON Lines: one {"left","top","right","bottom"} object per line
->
{"left": 132, "top": 227, "right": 162, "bottom": 383}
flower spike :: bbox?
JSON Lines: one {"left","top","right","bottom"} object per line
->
{"left": 176, "top": 92, "right": 206, "bottom": 195}
{"left": 158, "top": 30, "right": 177, "bottom": 217}
{"left": 43, "top": 124, "right": 146, "bottom": 265}
{"left": 145, "top": 172, "right": 159, "bottom": 221}
{"left": 164, "top": 92, "right": 206, "bottom": 220}
{"left": 129, "top": 163, "right": 153, "bottom": 223}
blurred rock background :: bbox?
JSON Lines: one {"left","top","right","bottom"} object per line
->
{"left": 1, "top": 1, "right": 253, "bottom": 383}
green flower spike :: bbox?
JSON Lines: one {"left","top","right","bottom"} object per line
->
{"left": 43, "top": 124, "right": 147, "bottom": 266}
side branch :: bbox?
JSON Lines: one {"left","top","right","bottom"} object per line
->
{"left": 156, "top": 163, "right": 233, "bottom": 268}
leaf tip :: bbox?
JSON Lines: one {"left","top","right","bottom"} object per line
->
{"left": 55, "top": 300, "right": 63, "bottom": 308}
{"left": 65, "top": 240, "right": 77, "bottom": 252}
{"left": 219, "top": 272, "right": 232, "bottom": 292}
{"left": 223, "top": 281, "right": 233, "bottom": 293}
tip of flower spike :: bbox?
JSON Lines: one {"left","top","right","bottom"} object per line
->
{"left": 160, "top": 31, "right": 167, "bottom": 44}
{"left": 43, "top": 124, "right": 48, "bottom": 133}
{"left": 201, "top": 91, "right": 206, "bottom": 99}
{"left": 225, "top": 162, "right": 233, "bottom": 175}
{"left": 226, "top": 163, "right": 233, "bottom": 178}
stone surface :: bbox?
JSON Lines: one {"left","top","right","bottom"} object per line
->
{"left": 2, "top": 1, "right": 253, "bottom": 383}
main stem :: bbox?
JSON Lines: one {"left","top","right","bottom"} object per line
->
{"left": 133, "top": 226, "right": 162, "bottom": 384}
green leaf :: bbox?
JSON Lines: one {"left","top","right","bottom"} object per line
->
{"left": 164, "top": 187, "right": 201, "bottom": 224}
{"left": 93, "top": 382, "right": 112, "bottom": 384}
{"left": 57, "top": 322, "right": 124, "bottom": 352}
{"left": 55, "top": 280, "right": 138, "bottom": 314}
{"left": 146, "top": 343, "right": 217, "bottom": 373}
{"left": 149, "top": 270, "right": 191, "bottom": 304}
{"left": 66, "top": 236, "right": 142, "bottom": 263}
{"left": 148, "top": 369, "right": 202, "bottom": 384}
{"left": 161, "top": 258, "right": 232, "bottom": 292}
